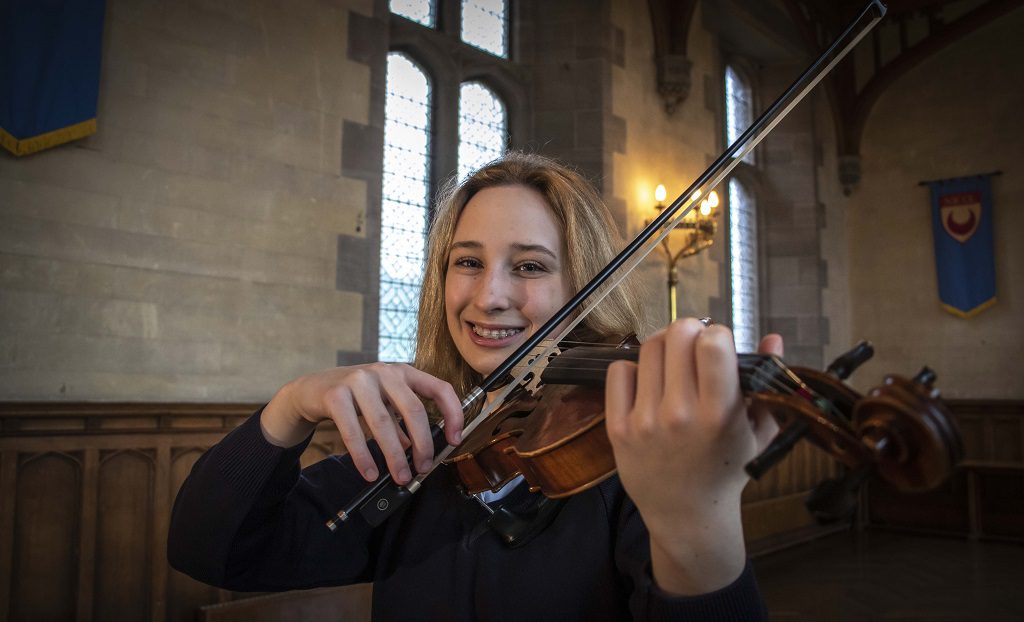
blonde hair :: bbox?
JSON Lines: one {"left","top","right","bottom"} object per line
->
{"left": 413, "top": 152, "right": 647, "bottom": 400}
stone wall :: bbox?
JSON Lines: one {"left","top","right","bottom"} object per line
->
{"left": 758, "top": 67, "right": 830, "bottom": 369}
{"left": 844, "top": 9, "right": 1024, "bottom": 399}
{"left": 2, "top": 0, "right": 1019, "bottom": 405}
{"left": 609, "top": 0, "right": 723, "bottom": 332}
{"left": 0, "top": 0, "right": 378, "bottom": 401}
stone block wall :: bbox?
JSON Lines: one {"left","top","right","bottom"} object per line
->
{"left": 520, "top": 0, "right": 623, "bottom": 216}
{"left": 758, "top": 65, "right": 829, "bottom": 369}
{"left": 0, "top": 0, "right": 379, "bottom": 401}
{"left": 845, "top": 9, "right": 1024, "bottom": 399}
{"left": 609, "top": 0, "right": 723, "bottom": 332}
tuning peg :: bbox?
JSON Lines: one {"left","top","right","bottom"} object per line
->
{"left": 911, "top": 366, "right": 936, "bottom": 387}
{"left": 826, "top": 341, "right": 874, "bottom": 380}
{"left": 745, "top": 419, "right": 810, "bottom": 479}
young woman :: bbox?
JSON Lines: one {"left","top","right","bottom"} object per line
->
{"left": 168, "top": 152, "right": 782, "bottom": 620}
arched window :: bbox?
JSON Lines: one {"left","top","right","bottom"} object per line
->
{"left": 378, "top": 1, "right": 520, "bottom": 362}
{"left": 389, "top": 0, "right": 434, "bottom": 27}
{"left": 725, "top": 65, "right": 754, "bottom": 164}
{"left": 391, "top": 0, "right": 508, "bottom": 57}
{"left": 725, "top": 63, "right": 758, "bottom": 352}
{"left": 461, "top": 0, "right": 508, "bottom": 57}
{"left": 378, "top": 53, "right": 432, "bottom": 362}
{"left": 728, "top": 178, "right": 758, "bottom": 352}
{"left": 458, "top": 81, "right": 507, "bottom": 181}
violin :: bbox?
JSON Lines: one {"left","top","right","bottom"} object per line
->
{"left": 324, "top": 0, "right": 953, "bottom": 534}
{"left": 444, "top": 338, "right": 963, "bottom": 535}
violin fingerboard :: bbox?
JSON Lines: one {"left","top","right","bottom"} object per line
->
{"left": 540, "top": 346, "right": 638, "bottom": 386}
{"left": 738, "top": 353, "right": 796, "bottom": 394}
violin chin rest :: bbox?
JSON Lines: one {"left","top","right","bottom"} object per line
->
{"left": 487, "top": 496, "right": 567, "bottom": 548}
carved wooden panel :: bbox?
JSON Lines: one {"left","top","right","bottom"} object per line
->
{"left": 3, "top": 400, "right": 1013, "bottom": 620}
{"left": 94, "top": 450, "right": 154, "bottom": 621}
{"left": 11, "top": 452, "right": 81, "bottom": 621}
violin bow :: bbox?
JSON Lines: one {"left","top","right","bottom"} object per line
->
{"left": 328, "top": 0, "right": 890, "bottom": 530}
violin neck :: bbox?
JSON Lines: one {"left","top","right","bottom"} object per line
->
{"left": 540, "top": 347, "right": 793, "bottom": 395}
{"left": 738, "top": 353, "right": 797, "bottom": 396}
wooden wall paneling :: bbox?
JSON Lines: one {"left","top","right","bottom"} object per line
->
{"left": 152, "top": 443, "right": 171, "bottom": 622}
{"left": 975, "top": 465, "right": 1024, "bottom": 539}
{"left": 76, "top": 448, "right": 99, "bottom": 622}
{"left": 0, "top": 451, "right": 17, "bottom": 622}
{"left": 957, "top": 415, "right": 986, "bottom": 460}
{"left": 992, "top": 417, "right": 1023, "bottom": 463}
{"left": 94, "top": 450, "right": 154, "bottom": 622}
{"left": 2, "top": 400, "right": 1009, "bottom": 619}
{"left": 12, "top": 452, "right": 81, "bottom": 621}
{"left": 793, "top": 443, "right": 807, "bottom": 492}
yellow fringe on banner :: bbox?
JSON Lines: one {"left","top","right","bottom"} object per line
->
{"left": 941, "top": 297, "right": 997, "bottom": 319}
{"left": 0, "top": 118, "right": 97, "bottom": 156}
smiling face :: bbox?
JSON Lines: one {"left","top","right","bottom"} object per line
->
{"left": 444, "top": 184, "right": 573, "bottom": 377}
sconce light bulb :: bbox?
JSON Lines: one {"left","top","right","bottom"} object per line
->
{"left": 700, "top": 201, "right": 712, "bottom": 217}
{"left": 655, "top": 184, "right": 667, "bottom": 203}
{"left": 708, "top": 190, "right": 720, "bottom": 208}
{"left": 690, "top": 190, "right": 702, "bottom": 202}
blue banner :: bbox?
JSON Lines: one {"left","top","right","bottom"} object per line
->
{"left": 928, "top": 175, "right": 997, "bottom": 318}
{"left": 0, "top": 0, "right": 106, "bottom": 156}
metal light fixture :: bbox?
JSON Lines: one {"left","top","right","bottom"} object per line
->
{"left": 649, "top": 184, "right": 718, "bottom": 321}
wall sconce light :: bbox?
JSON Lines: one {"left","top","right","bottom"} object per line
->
{"left": 649, "top": 184, "right": 719, "bottom": 321}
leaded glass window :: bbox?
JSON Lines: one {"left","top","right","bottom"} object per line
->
{"left": 458, "top": 82, "right": 507, "bottom": 182}
{"left": 461, "top": 0, "right": 508, "bottom": 57}
{"left": 390, "top": 0, "right": 435, "bottom": 27}
{"left": 379, "top": 53, "right": 432, "bottom": 362}
{"left": 725, "top": 65, "right": 754, "bottom": 164}
{"left": 729, "top": 178, "right": 758, "bottom": 353}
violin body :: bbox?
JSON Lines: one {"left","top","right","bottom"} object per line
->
{"left": 447, "top": 383, "right": 617, "bottom": 499}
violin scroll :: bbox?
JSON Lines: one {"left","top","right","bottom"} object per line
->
{"left": 744, "top": 346, "right": 963, "bottom": 521}
{"left": 853, "top": 368, "right": 963, "bottom": 492}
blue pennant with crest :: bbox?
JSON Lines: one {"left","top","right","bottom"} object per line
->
{"left": 927, "top": 175, "right": 997, "bottom": 318}
{"left": 0, "top": 0, "right": 106, "bottom": 156}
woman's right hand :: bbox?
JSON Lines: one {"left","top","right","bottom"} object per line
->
{"left": 260, "top": 364, "right": 465, "bottom": 485}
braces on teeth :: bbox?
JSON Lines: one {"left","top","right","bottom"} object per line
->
{"left": 473, "top": 326, "right": 521, "bottom": 339}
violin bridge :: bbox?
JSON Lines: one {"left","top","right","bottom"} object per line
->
{"left": 512, "top": 340, "right": 561, "bottom": 396}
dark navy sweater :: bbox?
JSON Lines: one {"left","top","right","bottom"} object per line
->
{"left": 168, "top": 412, "right": 768, "bottom": 621}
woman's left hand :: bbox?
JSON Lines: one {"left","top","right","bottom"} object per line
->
{"left": 605, "top": 318, "right": 782, "bottom": 596}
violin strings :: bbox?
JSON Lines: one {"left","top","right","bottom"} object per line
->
{"left": 528, "top": 352, "right": 801, "bottom": 403}
{"left": 523, "top": 350, "right": 849, "bottom": 425}
{"left": 518, "top": 339, "right": 851, "bottom": 424}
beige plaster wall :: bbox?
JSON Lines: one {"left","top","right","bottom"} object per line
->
{"left": 0, "top": 0, "right": 374, "bottom": 400}
{"left": 846, "top": 9, "right": 1024, "bottom": 399}
{"left": 609, "top": 1, "right": 722, "bottom": 331}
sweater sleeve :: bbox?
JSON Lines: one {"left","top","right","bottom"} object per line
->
{"left": 639, "top": 560, "right": 768, "bottom": 621}
{"left": 601, "top": 479, "right": 769, "bottom": 621}
{"left": 167, "top": 409, "right": 378, "bottom": 591}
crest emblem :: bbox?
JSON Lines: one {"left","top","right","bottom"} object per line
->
{"left": 939, "top": 191, "right": 982, "bottom": 243}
